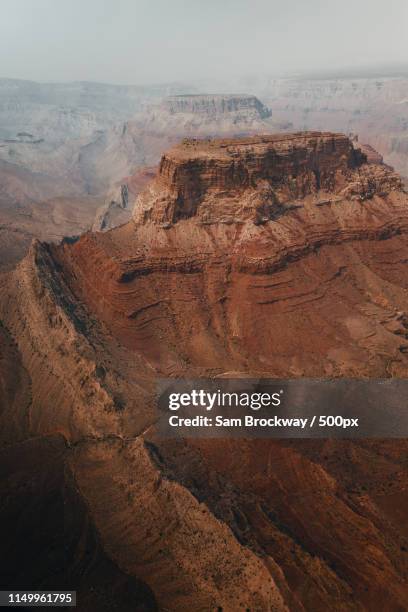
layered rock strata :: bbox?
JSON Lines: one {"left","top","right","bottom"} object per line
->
{"left": 133, "top": 132, "right": 401, "bottom": 224}
{"left": 162, "top": 94, "right": 272, "bottom": 119}
{"left": 1, "top": 133, "right": 408, "bottom": 611}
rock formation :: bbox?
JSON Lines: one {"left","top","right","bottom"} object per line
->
{"left": 89, "top": 95, "right": 277, "bottom": 232}
{"left": 133, "top": 132, "right": 400, "bottom": 225}
{"left": 1, "top": 132, "right": 408, "bottom": 610}
{"left": 4, "top": 72, "right": 408, "bottom": 261}
{"left": 163, "top": 94, "right": 272, "bottom": 119}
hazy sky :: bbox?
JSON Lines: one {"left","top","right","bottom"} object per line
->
{"left": 1, "top": 0, "right": 407, "bottom": 84}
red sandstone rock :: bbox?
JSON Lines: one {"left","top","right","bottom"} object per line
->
{"left": 1, "top": 133, "right": 408, "bottom": 611}
{"left": 133, "top": 132, "right": 401, "bottom": 225}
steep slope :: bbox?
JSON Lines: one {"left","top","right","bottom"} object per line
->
{"left": 1, "top": 132, "right": 408, "bottom": 611}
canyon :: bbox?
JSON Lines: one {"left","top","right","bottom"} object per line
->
{"left": 0, "top": 84, "right": 277, "bottom": 263}
{"left": 259, "top": 75, "right": 408, "bottom": 181}
{"left": 3, "top": 72, "right": 408, "bottom": 268}
{"left": 1, "top": 131, "right": 408, "bottom": 610}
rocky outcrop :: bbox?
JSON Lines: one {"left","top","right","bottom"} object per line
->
{"left": 162, "top": 94, "right": 272, "bottom": 119}
{"left": 2, "top": 133, "right": 408, "bottom": 610}
{"left": 133, "top": 132, "right": 402, "bottom": 224}
{"left": 352, "top": 140, "right": 385, "bottom": 165}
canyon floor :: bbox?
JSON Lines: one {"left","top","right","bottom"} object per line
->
{"left": 1, "top": 132, "right": 408, "bottom": 611}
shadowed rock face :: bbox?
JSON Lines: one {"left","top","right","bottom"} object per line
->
{"left": 0, "top": 436, "right": 157, "bottom": 612}
{"left": 1, "top": 133, "right": 408, "bottom": 610}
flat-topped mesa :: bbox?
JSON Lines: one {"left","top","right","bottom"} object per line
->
{"left": 133, "top": 132, "right": 403, "bottom": 225}
{"left": 162, "top": 94, "right": 272, "bottom": 119}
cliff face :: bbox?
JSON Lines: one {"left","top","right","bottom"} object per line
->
{"left": 162, "top": 94, "right": 272, "bottom": 119}
{"left": 134, "top": 132, "right": 401, "bottom": 224}
{"left": 2, "top": 133, "right": 408, "bottom": 611}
